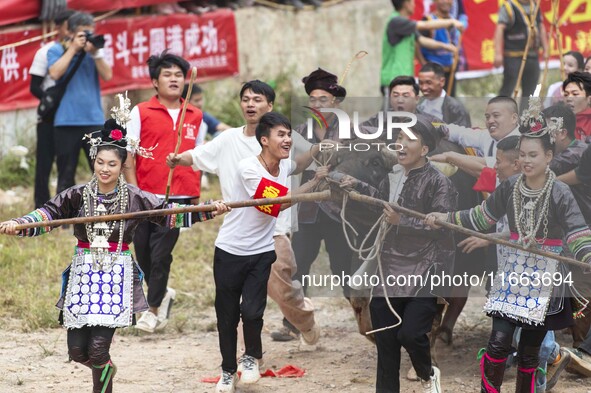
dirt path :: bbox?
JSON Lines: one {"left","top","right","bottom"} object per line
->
{"left": 0, "top": 292, "right": 589, "bottom": 393}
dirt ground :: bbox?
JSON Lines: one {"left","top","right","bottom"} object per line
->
{"left": 1, "top": 287, "right": 590, "bottom": 393}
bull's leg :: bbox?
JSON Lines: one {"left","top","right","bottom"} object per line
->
{"left": 435, "top": 286, "right": 470, "bottom": 346}
{"left": 349, "top": 291, "right": 375, "bottom": 344}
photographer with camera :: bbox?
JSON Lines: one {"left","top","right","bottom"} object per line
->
{"left": 48, "top": 11, "right": 112, "bottom": 194}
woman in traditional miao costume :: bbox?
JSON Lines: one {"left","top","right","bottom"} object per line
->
{"left": 425, "top": 97, "right": 591, "bottom": 393}
{"left": 0, "top": 103, "right": 228, "bottom": 393}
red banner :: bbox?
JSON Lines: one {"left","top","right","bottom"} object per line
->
{"left": 0, "top": 0, "right": 178, "bottom": 27}
{"left": 0, "top": 11, "right": 239, "bottom": 112}
{"left": 414, "top": 0, "right": 591, "bottom": 74}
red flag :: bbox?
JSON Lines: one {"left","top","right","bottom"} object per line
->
{"left": 253, "top": 177, "right": 288, "bottom": 217}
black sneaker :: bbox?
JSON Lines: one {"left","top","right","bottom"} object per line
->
{"left": 270, "top": 318, "right": 300, "bottom": 342}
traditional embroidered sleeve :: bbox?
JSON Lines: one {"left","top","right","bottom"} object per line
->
{"left": 164, "top": 201, "right": 215, "bottom": 228}
{"left": 448, "top": 176, "right": 515, "bottom": 231}
{"left": 554, "top": 182, "right": 591, "bottom": 263}
{"left": 13, "top": 186, "right": 84, "bottom": 236}
{"left": 133, "top": 186, "right": 215, "bottom": 228}
{"left": 12, "top": 208, "right": 54, "bottom": 237}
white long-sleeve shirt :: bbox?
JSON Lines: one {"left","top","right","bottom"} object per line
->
{"left": 447, "top": 124, "right": 520, "bottom": 167}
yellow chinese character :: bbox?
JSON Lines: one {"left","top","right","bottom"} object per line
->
{"left": 258, "top": 204, "right": 273, "bottom": 214}
{"left": 262, "top": 185, "right": 280, "bottom": 199}
{"left": 481, "top": 39, "right": 495, "bottom": 64}
{"left": 576, "top": 31, "right": 588, "bottom": 53}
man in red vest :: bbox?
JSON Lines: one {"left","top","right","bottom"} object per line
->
{"left": 124, "top": 50, "right": 202, "bottom": 333}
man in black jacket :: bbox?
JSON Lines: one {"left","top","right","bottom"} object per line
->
{"left": 418, "top": 62, "right": 471, "bottom": 127}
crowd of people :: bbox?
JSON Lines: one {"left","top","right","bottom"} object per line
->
{"left": 1, "top": 1, "right": 591, "bottom": 393}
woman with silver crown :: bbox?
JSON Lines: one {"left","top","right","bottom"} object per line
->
{"left": 425, "top": 95, "right": 591, "bottom": 393}
{"left": 0, "top": 95, "right": 229, "bottom": 393}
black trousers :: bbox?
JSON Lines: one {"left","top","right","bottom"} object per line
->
{"left": 213, "top": 247, "right": 276, "bottom": 373}
{"left": 133, "top": 221, "right": 180, "bottom": 307}
{"left": 499, "top": 56, "right": 540, "bottom": 99}
{"left": 67, "top": 326, "right": 116, "bottom": 366}
{"left": 34, "top": 120, "right": 55, "bottom": 208}
{"left": 292, "top": 209, "right": 354, "bottom": 296}
{"left": 54, "top": 125, "right": 96, "bottom": 194}
{"left": 370, "top": 295, "right": 438, "bottom": 393}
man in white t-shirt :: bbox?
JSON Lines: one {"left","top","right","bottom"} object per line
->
{"left": 168, "top": 83, "right": 325, "bottom": 389}
{"left": 28, "top": 9, "right": 74, "bottom": 208}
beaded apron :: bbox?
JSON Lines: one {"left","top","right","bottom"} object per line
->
{"left": 62, "top": 252, "right": 134, "bottom": 329}
{"left": 484, "top": 242, "right": 561, "bottom": 325}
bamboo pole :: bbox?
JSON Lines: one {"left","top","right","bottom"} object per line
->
{"left": 13, "top": 190, "right": 331, "bottom": 230}
{"left": 348, "top": 191, "right": 590, "bottom": 270}
{"left": 0, "top": 9, "right": 120, "bottom": 52}
{"left": 447, "top": 33, "right": 462, "bottom": 93}
{"left": 164, "top": 66, "right": 198, "bottom": 203}
{"left": 513, "top": 0, "right": 543, "bottom": 98}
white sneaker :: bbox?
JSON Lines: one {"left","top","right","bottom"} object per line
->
{"left": 156, "top": 288, "right": 176, "bottom": 330}
{"left": 215, "top": 370, "right": 237, "bottom": 393}
{"left": 238, "top": 355, "right": 260, "bottom": 384}
{"left": 421, "top": 366, "right": 442, "bottom": 393}
{"left": 136, "top": 311, "right": 158, "bottom": 333}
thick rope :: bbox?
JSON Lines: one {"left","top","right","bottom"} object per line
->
{"left": 338, "top": 189, "right": 402, "bottom": 334}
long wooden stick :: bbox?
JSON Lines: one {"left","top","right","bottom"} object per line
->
{"left": 447, "top": 33, "right": 463, "bottom": 93}
{"left": 0, "top": 9, "right": 120, "bottom": 52}
{"left": 348, "top": 191, "right": 589, "bottom": 270}
{"left": 339, "top": 50, "right": 368, "bottom": 86}
{"left": 164, "top": 66, "right": 198, "bottom": 203}
{"left": 513, "top": 0, "right": 543, "bottom": 98}
{"left": 13, "top": 190, "right": 331, "bottom": 230}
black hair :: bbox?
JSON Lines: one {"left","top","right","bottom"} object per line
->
{"left": 67, "top": 12, "right": 94, "bottom": 32}
{"left": 563, "top": 71, "right": 591, "bottom": 97}
{"left": 240, "top": 80, "right": 276, "bottom": 104}
{"left": 488, "top": 96, "right": 519, "bottom": 114}
{"left": 55, "top": 9, "right": 75, "bottom": 26}
{"left": 147, "top": 50, "right": 190, "bottom": 81}
{"left": 419, "top": 62, "right": 446, "bottom": 78}
{"left": 182, "top": 84, "right": 203, "bottom": 99}
{"left": 256, "top": 112, "right": 291, "bottom": 147}
{"left": 389, "top": 75, "right": 419, "bottom": 96}
{"left": 497, "top": 135, "right": 520, "bottom": 152}
{"left": 96, "top": 145, "right": 127, "bottom": 164}
{"left": 585, "top": 56, "right": 591, "bottom": 69}
{"left": 564, "top": 51, "right": 585, "bottom": 71}
{"left": 520, "top": 134, "right": 554, "bottom": 154}
{"left": 93, "top": 119, "right": 128, "bottom": 164}
{"left": 391, "top": 0, "right": 410, "bottom": 11}
{"left": 542, "top": 104, "right": 576, "bottom": 139}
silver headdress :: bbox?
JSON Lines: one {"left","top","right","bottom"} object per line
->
{"left": 84, "top": 92, "right": 157, "bottom": 159}
{"left": 519, "top": 85, "right": 563, "bottom": 144}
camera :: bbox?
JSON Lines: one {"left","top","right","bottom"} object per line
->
{"left": 84, "top": 30, "right": 105, "bottom": 49}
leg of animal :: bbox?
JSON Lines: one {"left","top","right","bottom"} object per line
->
{"left": 321, "top": 211, "right": 354, "bottom": 298}
{"left": 292, "top": 223, "right": 323, "bottom": 294}
{"left": 267, "top": 235, "right": 316, "bottom": 333}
